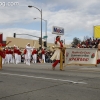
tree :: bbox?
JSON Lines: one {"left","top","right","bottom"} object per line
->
{"left": 71, "top": 37, "right": 81, "bottom": 47}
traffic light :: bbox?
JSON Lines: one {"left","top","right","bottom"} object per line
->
{"left": 13, "top": 33, "right": 16, "bottom": 38}
{"left": 44, "top": 41, "right": 47, "bottom": 47}
{"left": 39, "top": 38, "right": 42, "bottom": 45}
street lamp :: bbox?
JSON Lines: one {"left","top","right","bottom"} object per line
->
{"left": 33, "top": 17, "right": 47, "bottom": 44}
{"left": 28, "top": 5, "right": 42, "bottom": 49}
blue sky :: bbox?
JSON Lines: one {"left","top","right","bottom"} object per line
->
{"left": 0, "top": 0, "right": 100, "bottom": 44}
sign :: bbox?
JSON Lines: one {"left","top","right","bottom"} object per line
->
{"left": 52, "top": 26, "right": 64, "bottom": 35}
{"left": 65, "top": 48, "right": 97, "bottom": 65}
{"left": 43, "top": 36, "right": 48, "bottom": 39}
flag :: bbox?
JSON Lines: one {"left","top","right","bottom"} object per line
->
{"left": 94, "top": 26, "right": 100, "bottom": 38}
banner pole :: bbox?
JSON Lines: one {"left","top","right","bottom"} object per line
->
{"left": 60, "top": 49, "right": 63, "bottom": 70}
{"left": 0, "top": 56, "right": 2, "bottom": 70}
{"left": 95, "top": 50, "right": 98, "bottom": 67}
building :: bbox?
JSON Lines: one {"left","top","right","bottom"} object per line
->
{"left": 6, "top": 37, "right": 70, "bottom": 50}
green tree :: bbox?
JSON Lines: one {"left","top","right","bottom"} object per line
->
{"left": 71, "top": 37, "right": 81, "bottom": 47}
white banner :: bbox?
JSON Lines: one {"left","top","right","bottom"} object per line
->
{"left": 65, "top": 48, "right": 97, "bottom": 65}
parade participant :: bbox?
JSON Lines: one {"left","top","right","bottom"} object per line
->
{"left": 25, "top": 43, "right": 33, "bottom": 65}
{"left": 14, "top": 46, "right": 19, "bottom": 64}
{"left": 50, "top": 36, "right": 63, "bottom": 70}
{"left": 16, "top": 47, "right": 21, "bottom": 64}
{"left": 97, "top": 40, "right": 100, "bottom": 64}
{"left": 32, "top": 47, "right": 37, "bottom": 63}
{"left": 18, "top": 48, "right": 22, "bottom": 63}
{"left": 41, "top": 47, "right": 45, "bottom": 63}
{"left": 0, "top": 41, "right": 11, "bottom": 59}
{"left": 9, "top": 47, "right": 13, "bottom": 63}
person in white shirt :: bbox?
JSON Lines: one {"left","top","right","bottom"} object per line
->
{"left": 25, "top": 43, "right": 33, "bottom": 65}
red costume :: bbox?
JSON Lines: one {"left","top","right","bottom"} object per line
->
{"left": 14, "top": 47, "right": 18, "bottom": 54}
{"left": 41, "top": 49, "right": 45, "bottom": 54}
{"left": 14, "top": 48, "right": 19, "bottom": 55}
{"left": 0, "top": 43, "right": 6, "bottom": 47}
{"left": 18, "top": 50, "right": 21, "bottom": 55}
{"left": 24, "top": 49, "right": 27, "bottom": 54}
{"left": 5, "top": 49, "right": 9, "bottom": 55}
{"left": 9, "top": 49, "right": 13, "bottom": 55}
{"left": 0, "top": 41, "right": 11, "bottom": 58}
{"left": 32, "top": 49, "right": 37, "bottom": 55}
{"left": 16, "top": 49, "right": 20, "bottom": 55}
{"left": 1, "top": 49, "right": 6, "bottom": 58}
{"left": 0, "top": 43, "right": 7, "bottom": 58}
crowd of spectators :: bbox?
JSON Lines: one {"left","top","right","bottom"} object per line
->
{"left": 73, "top": 38, "right": 100, "bottom": 48}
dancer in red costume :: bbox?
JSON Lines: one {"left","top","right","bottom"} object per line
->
{"left": 50, "top": 36, "right": 63, "bottom": 70}
{"left": 32, "top": 47, "right": 37, "bottom": 63}
{"left": 0, "top": 41, "right": 11, "bottom": 58}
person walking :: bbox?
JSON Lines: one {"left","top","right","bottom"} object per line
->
{"left": 50, "top": 36, "right": 63, "bottom": 70}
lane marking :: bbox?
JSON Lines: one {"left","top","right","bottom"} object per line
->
{"left": 0, "top": 72, "right": 87, "bottom": 84}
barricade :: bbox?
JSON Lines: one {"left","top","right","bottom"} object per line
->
{"left": 64, "top": 48, "right": 98, "bottom": 67}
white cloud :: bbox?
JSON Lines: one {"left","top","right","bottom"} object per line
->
{"left": 0, "top": 28, "right": 40, "bottom": 40}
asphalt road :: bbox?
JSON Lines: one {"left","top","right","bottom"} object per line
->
{"left": 0, "top": 63, "right": 100, "bottom": 100}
